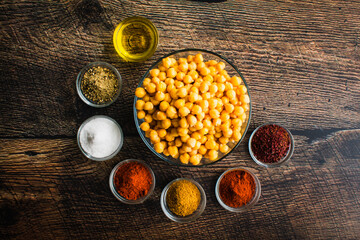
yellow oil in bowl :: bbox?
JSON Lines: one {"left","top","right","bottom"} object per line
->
{"left": 113, "top": 16, "right": 158, "bottom": 62}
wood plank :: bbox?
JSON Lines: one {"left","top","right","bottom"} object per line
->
{"left": 0, "top": 0, "right": 359, "bottom": 137}
{"left": 1, "top": 128, "right": 359, "bottom": 239}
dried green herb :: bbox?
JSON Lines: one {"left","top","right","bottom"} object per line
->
{"left": 81, "top": 66, "right": 119, "bottom": 104}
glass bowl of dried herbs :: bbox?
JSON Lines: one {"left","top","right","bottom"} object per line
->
{"left": 248, "top": 123, "right": 295, "bottom": 168}
{"left": 76, "top": 61, "right": 122, "bottom": 107}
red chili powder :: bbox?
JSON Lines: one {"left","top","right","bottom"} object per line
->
{"left": 251, "top": 124, "right": 290, "bottom": 163}
{"left": 114, "top": 162, "right": 152, "bottom": 200}
{"left": 219, "top": 170, "right": 256, "bottom": 208}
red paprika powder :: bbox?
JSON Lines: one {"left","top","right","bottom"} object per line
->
{"left": 114, "top": 161, "right": 152, "bottom": 200}
{"left": 251, "top": 124, "right": 291, "bottom": 163}
{"left": 219, "top": 170, "right": 256, "bottom": 208}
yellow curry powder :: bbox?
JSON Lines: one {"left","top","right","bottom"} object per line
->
{"left": 166, "top": 180, "right": 201, "bottom": 217}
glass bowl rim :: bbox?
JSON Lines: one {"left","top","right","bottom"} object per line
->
{"left": 76, "top": 61, "right": 122, "bottom": 108}
{"left": 77, "top": 115, "right": 124, "bottom": 161}
{"left": 248, "top": 123, "right": 295, "bottom": 168}
{"left": 109, "top": 159, "right": 156, "bottom": 204}
{"left": 133, "top": 48, "right": 252, "bottom": 167}
{"left": 113, "top": 16, "right": 159, "bottom": 62}
{"left": 160, "top": 177, "right": 206, "bottom": 223}
{"left": 215, "top": 167, "right": 261, "bottom": 212}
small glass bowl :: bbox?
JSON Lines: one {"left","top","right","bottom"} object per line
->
{"left": 113, "top": 16, "right": 159, "bottom": 62}
{"left": 160, "top": 178, "right": 206, "bottom": 223}
{"left": 215, "top": 167, "right": 261, "bottom": 212}
{"left": 109, "top": 159, "right": 155, "bottom": 204}
{"left": 77, "top": 115, "right": 124, "bottom": 161}
{"left": 248, "top": 123, "right": 295, "bottom": 168}
{"left": 76, "top": 61, "right": 122, "bottom": 107}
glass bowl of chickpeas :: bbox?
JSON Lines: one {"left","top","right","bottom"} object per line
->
{"left": 134, "top": 49, "right": 251, "bottom": 167}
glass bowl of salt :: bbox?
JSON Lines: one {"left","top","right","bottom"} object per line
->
{"left": 77, "top": 115, "right": 124, "bottom": 161}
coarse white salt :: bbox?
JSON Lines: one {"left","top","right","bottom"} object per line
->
{"left": 79, "top": 116, "right": 122, "bottom": 159}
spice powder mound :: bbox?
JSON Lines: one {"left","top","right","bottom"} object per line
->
{"left": 219, "top": 170, "right": 256, "bottom": 208}
{"left": 114, "top": 162, "right": 152, "bottom": 200}
{"left": 166, "top": 180, "right": 201, "bottom": 217}
{"left": 81, "top": 66, "right": 119, "bottom": 104}
{"left": 251, "top": 124, "right": 291, "bottom": 163}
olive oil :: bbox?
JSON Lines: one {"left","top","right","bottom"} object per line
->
{"left": 113, "top": 17, "right": 158, "bottom": 62}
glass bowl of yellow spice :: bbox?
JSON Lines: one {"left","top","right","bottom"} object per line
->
{"left": 76, "top": 61, "right": 122, "bottom": 107}
{"left": 160, "top": 178, "right": 206, "bottom": 223}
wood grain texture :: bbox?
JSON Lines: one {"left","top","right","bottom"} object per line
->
{"left": 0, "top": 130, "right": 359, "bottom": 239}
{"left": 1, "top": 0, "right": 359, "bottom": 239}
{"left": 0, "top": 0, "right": 359, "bottom": 137}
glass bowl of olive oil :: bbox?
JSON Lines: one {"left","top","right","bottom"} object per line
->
{"left": 113, "top": 16, "right": 159, "bottom": 62}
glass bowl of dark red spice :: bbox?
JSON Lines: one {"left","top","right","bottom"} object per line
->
{"left": 215, "top": 167, "right": 261, "bottom": 212}
{"left": 249, "top": 123, "right": 294, "bottom": 168}
{"left": 76, "top": 61, "right": 122, "bottom": 108}
{"left": 109, "top": 159, "right": 155, "bottom": 204}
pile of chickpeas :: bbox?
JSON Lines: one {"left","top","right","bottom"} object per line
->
{"left": 135, "top": 53, "right": 250, "bottom": 165}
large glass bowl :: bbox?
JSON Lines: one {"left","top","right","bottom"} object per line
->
{"left": 134, "top": 49, "right": 252, "bottom": 167}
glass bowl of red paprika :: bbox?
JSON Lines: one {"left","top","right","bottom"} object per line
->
{"left": 248, "top": 123, "right": 294, "bottom": 168}
{"left": 109, "top": 159, "right": 155, "bottom": 204}
{"left": 215, "top": 167, "right": 261, "bottom": 212}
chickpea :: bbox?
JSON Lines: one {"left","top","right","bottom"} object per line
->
{"left": 226, "top": 89, "right": 236, "bottom": 100}
{"left": 178, "top": 127, "right": 189, "bottom": 137}
{"left": 154, "top": 142, "right": 165, "bottom": 153}
{"left": 219, "top": 136, "right": 229, "bottom": 144}
{"left": 143, "top": 78, "right": 151, "bottom": 87}
{"left": 135, "top": 87, "right": 147, "bottom": 98}
{"left": 140, "top": 122, "right": 150, "bottom": 132}
{"left": 222, "top": 128, "right": 233, "bottom": 138}
{"left": 166, "top": 106, "right": 177, "bottom": 118}
{"left": 187, "top": 114, "right": 197, "bottom": 126}
{"left": 208, "top": 149, "right": 218, "bottom": 161}
{"left": 135, "top": 100, "right": 145, "bottom": 110}
{"left": 199, "top": 128, "right": 209, "bottom": 136}
{"left": 161, "top": 119, "right": 171, "bottom": 129}
{"left": 238, "top": 85, "right": 247, "bottom": 95}
{"left": 188, "top": 62, "right": 197, "bottom": 71}
{"left": 137, "top": 110, "right": 146, "bottom": 119}
{"left": 187, "top": 138, "right": 196, "bottom": 148}
{"left": 167, "top": 68, "right": 177, "bottom": 78}
{"left": 146, "top": 82, "right": 156, "bottom": 94}
{"left": 158, "top": 72, "right": 166, "bottom": 81}
{"left": 216, "top": 62, "right": 225, "bottom": 71}
{"left": 179, "top": 106, "right": 190, "bottom": 117}
{"left": 155, "top": 91, "right": 165, "bottom": 101}
{"left": 166, "top": 134, "right": 175, "bottom": 142}
{"left": 198, "top": 145, "right": 207, "bottom": 155}
{"left": 209, "top": 109, "right": 220, "bottom": 119}
{"left": 150, "top": 97, "right": 160, "bottom": 106}
{"left": 185, "top": 102, "right": 193, "bottom": 111}
{"left": 180, "top": 153, "right": 190, "bottom": 164}
{"left": 157, "top": 81, "right": 167, "bottom": 92}
{"left": 240, "top": 94, "right": 250, "bottom": 104}
{"left": 189, "top": 154, "right": 201, "bottom": 165}
{"left": 175, "top": 137, "right": 183, "bottom": 147}
{"left": 205, "top": 139, "right": 216, "bottom": 150}
{"left": 159, "top": 101, "right": 170, "bottom": 111}
{"left": 231, "top": 76, "right": 242, "bottom": 86}
{"left": 152, "top": 77, "right": 160, "bottom": 85}
{"left": 177, "top": 87, "right": 188, "bottom": 98}
{"left": 144, "top": 114, "right": 153, "bottom": 123}
{"left": 150, "top": 68, "right": 160, "bottom": 77}
{"left": 168, "top": 146, "right": 179, "bottom": 158}
{"left": 195, "top": 121, "right": 203, "bottom": 130}
{"left": 179, "top": 118, "right": 189, "bottom": 128}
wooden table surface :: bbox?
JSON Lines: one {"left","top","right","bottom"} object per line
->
{"left": 1, "top": 0, "right": 359, "bottom": 239}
